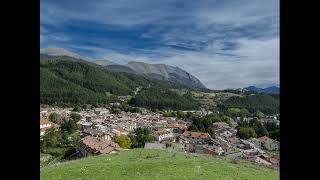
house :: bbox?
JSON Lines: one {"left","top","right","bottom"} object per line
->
{"left": 219, "top": 130, "right": 234, "bottom": 138}
{"left": 227, "top": 137, "right": 240, "bottom": 145}
{"left": 224, "top": 150, "right": 243, "bottom": 159}
{"left": 248, "top": 138, "right": 262, "bottom": 149}
{"left": 166, "top": 123, "right": 183, "bottom": 133}
{"left": 212, "top": 122, "right": 230, "bottom": 130}
{"left": 258, "top": 136, "right": 280, "bottom": 151}
{"left": 153, "top": 130, "right": 174, "bottom": 142}
{"left": 79, "top": 136, "right": 120, "bottom": 157}
{"left": 118, "top": 95, "right": 131, "bottom": 102}
{"left": 239, "top": 139, "right": 256, "bottom": 149}
{"left": 255, "top": 157, "right": 272, "bottom": 166}
{"left": 144, "top": 143, "right": 166, "bottom": 150}
{"left": 80, "top": 121, "right": 93, "bottom": 130}
{"left": 260, "top": 154, "right": 280, "bottom": 166}
{"left": 40, "top": 119, "right": 59, "bottom": 136}
{"left": 243, "top": 148, "right": 260, "bottom": 156}
{"left": 269, "top": 157, "right": 280, "bottom": 166}
{"left": 207, "top": 138, "right": 222, "bottom": 147}
{"left": 112, "top": 128, "right": 129, "bottom": 136}
{"left": 94, "top": 108, "right": 109, "bottom": 115}
{"left": 83, "top": 128, "right": 112, "bottom": 141}
{"left": 180, "top": 131, "right": 210, "bottom": 144}
{"left": 203, "top": 144, "right": 224, "bottom": 156}
{"left": 167, "top": 142, "right": 195, "bottom": 153}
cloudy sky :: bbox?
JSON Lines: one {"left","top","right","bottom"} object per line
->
{"left": 40, "top": 0, "right": 279, "bottom": 90}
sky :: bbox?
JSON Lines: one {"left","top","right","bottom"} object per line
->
{"left": 40, "top": 0, "right": 279, "bottom": 90}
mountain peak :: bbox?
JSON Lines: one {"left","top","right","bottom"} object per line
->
{"left": 94, "top": 60, "right": 118, "bottom": 66}
{"left": 126, "top": 61, "right": 206, "bottom": 89}
{"left": 40, "top": 48, "right": 89, "bottom": 60}
{"left": 244, "top": 85, "right": 279, "bottom": 94}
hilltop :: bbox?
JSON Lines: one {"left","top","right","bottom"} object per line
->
{"left": 40, "top": 55, "right": 198, "bottom": 106}
{"left": 40, "top": 48, "right": 207, "bottom": 90}
{"left": 41, "top": 149, "right": 279, "bottom": 180}
{"left": 244, "top": 86, "right": 280, "bottom": 94}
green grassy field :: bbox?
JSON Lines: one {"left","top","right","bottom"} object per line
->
{"left": 41, "top": 149, "right": 279, "bottom": 180}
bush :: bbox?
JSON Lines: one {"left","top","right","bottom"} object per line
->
{"left": 49, "top": 113, "right": 59, "bottom": 124}
{"left": 69, "top": 112, "right": 82, "bottom": 122}
{"left": 114, "top": 135, "right": 132, "bottom": 149}
{"left": 237, "top": 127, "right": 257, "bottom": 139}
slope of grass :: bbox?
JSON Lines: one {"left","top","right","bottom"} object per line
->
{"left": 41, "top": 149, "right": 279, "bottom": 180}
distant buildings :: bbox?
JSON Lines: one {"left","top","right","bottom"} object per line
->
{"left": 40, "top": 119, "right": 59, "bottom": 136}
{"left": 152, "top": 130, "right": 174, "bottom": 142}
{"left": 79, "top": 136, "right": 120, "bottom": 157}
{"left": 41, "top": 107, "right": 280, "bottom": 168}
{"left": 112, "top": 128, "right": 129, "bottom": 136}
{"left": 258, "top": 136, "right": 280, "bottom": 151}
{"left": 180, "top": 131, "right": 210, "bottom": 144}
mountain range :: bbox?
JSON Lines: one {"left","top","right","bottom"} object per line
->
{"left": 40, "top": 48, "right": 206, "bottom": 89}
{"left": 244, "top": 85, "right": 280, "bottom": 94}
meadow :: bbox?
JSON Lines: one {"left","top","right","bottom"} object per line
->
{"left": 41, "top": 149, "right": 279, "bottom": 180}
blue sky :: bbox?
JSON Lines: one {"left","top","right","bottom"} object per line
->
{"left": 40, "top": 0, "right": 279, "bottom": 90}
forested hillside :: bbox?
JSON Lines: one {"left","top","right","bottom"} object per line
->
{"left": 129, "top": 88, "right": 198, "bottom": 110}
{"left": 40, "top": 58, "right": 151, "bottom": 105}
{"left": 219, "top": 94, "right": 280, "bottom": 115}
{"left": 40, "top": 57, "right": 192, "bottom": 106}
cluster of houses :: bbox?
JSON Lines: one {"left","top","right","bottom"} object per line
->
{"left": 235, "top": 116, "right": 280, "bottom": 126}
{"left": 40, "top": 119, "right": 59, "bottom": 136}
{"left": 145, "top": 121, "right": 280, "bottom": 168}
{"left": 40, "top": 107, "right": 280, "bottom": 168}
{"left": 40, "top": 107, "right": 190, "bottom": 157}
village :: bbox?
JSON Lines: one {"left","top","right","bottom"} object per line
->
{"left": 40, "top": 105, "right": 280, "bottom": 169}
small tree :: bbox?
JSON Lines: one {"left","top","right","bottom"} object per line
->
{"left": 48, "top": 113, "right": 59, "bottom": 124}
{"left": 114, "top": 135, "right": 132, "bottom": 149}
{"left": 207, "top": 127, "right": 215, "bottom": 138}
{"left": 73, "top": 105, "right": 82, "bottom": 112}
{"left": 70, "top": 112, "right": 81, "bottom": 122}
{"left": 237, "top": 127, "right": 257, "bottom": 139}
{"left": 227, "top": 108, "right": 241, "bottom": 117}
{"left": 255, "top": 125, "right": 269, "bottom": 137}
{"left": 239, "top": 108, "right": 250, "bottom": 117}
{"left": 255, "top": 111, "right": 264, "bottom": 119}
{"left": 110, "top": 106, "right": 121, "bottom": 114}
{"left": 133, "top": 127, "right": 154, "bottom": 148}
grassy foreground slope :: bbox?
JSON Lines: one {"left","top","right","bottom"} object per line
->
{"left": 41, "top": 149, "right": 279, "bottom": 180}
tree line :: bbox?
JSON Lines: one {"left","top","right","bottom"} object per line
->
{"left": 129, "top": 88, "right": 199, "bottom": 111}
{"left": 219, "top": 94, "right": 279, "bottom": 115}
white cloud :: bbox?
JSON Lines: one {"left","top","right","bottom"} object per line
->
{"left": 41, "top": 0, "right": 279, "bottom": 89}
{"left": 88, "top": 37, "right": 279, "bottom": 89}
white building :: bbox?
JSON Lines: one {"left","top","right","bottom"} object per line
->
{"left": 40, "top": 119, "right": 59, "bottom": 136}
{"left": 112, "top": 128, "right": 129, "bottom": 136}
{"left": 153, "top": 130, "right": 174, "bottom": 142}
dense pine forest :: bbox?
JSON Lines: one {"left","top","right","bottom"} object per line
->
{"left": 40, "top": 57, "right": 191, "bottom": 106}
{"left": 219, "top": 94, "right": 280, "bottom": 115}
{"left": 129, "top": 87, "right": 198, "bottom": 110}
{"left": 40, "top": 58, "right": 149, "bottom": 105}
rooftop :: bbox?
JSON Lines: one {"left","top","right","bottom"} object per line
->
{"left": 182, "top": 131, "right": 209, "bottom": 139}
{"left": 81, "top": 136, "right": 119, "bottom": 153}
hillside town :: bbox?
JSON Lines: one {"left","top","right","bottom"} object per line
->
{"left": 40, "top": 105, "right": 280, "bottom": 169}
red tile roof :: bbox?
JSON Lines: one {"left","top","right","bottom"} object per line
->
{"left": 154, "top": 130, "right": 171, "bottom": 136}
{"left": 115, "top": 128, "right": 126, "bottom": 133}
{"left": 182, "top": 131, "right": 209, "bottom": 139}
{"left": 167, "top": 123, "right": 179, "bottom": 128}
{"left": 258, "top": 136, "right": 278, "bottom": 143}
{"left": 81, "top": 136, "right": 119, "bottom": 154}
{"left": 40, "top": 119, "right": 59, "bottom": 129}
{"left": 40, "top": 119, "right": 51, "bottom": 125}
